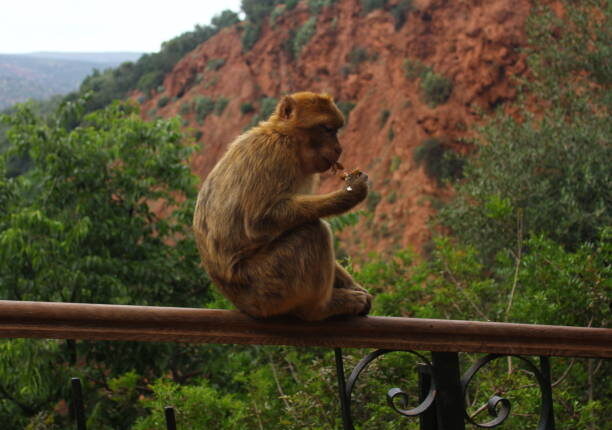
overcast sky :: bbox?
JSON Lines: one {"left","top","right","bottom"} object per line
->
{"left": 0, "top": 0, "right": 243, "bottom": 54}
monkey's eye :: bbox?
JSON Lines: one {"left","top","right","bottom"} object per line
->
{"left": 321, "top": 125, "right": 336, "bottom": 134}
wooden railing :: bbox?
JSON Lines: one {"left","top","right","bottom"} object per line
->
{"left": 1, "top": 300, "right": 609, "bottom": 357}
{"left": 1, "top": 300, "right": 610, "bottom": 430}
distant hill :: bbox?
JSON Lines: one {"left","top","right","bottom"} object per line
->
{"left": 0, "top": 52, "right": 142, "bottom": 109}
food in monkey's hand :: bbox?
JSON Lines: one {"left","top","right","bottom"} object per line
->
{"left": 340, "top": 168, "right": 362, "bottom": 181}
{"left": 340, "top": 168, "right": 362, "bottom": 191}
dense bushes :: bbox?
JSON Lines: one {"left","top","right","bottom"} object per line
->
{"left": 421, "top": 70, "right": 453, "bottom": 106}
{"left": 293, "top": 17, "right": 317, "bottom": 58}
{"left": 413, "top": 138, "right": 464, "bottom": 185}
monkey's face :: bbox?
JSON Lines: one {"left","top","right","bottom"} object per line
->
{"left": 299, "top": 125, "right": 343, "bottom": 174}
{"left": 271, "top": 92, "right": 346, "bottom": 174}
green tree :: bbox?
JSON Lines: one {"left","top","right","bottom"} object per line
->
{"left": 439, "top": 0, "right": 611, "bottom": 259}
{"left": 0, "top": 98, "right": 211, "bottom": 428}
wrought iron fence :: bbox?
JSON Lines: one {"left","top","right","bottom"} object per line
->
{"left": 1, "top": 300, "right": 610, "bottom": 429}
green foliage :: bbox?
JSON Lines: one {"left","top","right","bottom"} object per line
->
{"left": 73, "top": 23, "right": 220, "bottom": 112}
{"left": 211, "top": 9, "right": 240, "bottom": 29}
{"left": 206, "top": 58, "right": 226, "bottom": 71}
{"left": 240, "top": 102, "right": 255, "bottom": 114}
{"left": 214, "top": 97, "right": 230, "bottom": 115}
{"left": 241, "top": 0, "right": 277, "bottom": 23}
{"left": 389, "top": 155, "right": 401, "bottom": 172}
{"left": 420, "top": 70, "right": 453, "bottom": 106}
{"left": 379, "top": 109, "right": 390, "bottom": 128}
{"left": 179, "top": 101, "right": 191, "bottom": 116}
{"left": 336, "top": 100, "right": 356, "bottom": 123}
{"left": 241, "top": 22, "right": 261, "bottom": 52}
{"left": 269, "top": 4, "right": 286, "bottom": 25}
{"left": 361, "top": 0, "right": 388, "bottom": 14}
{"left": 157, "top": 95, "right": 169, "bottom": 108}
{"left": 133, "top": 378, "right": 248, "bottom": 429}
{"left": 246, "top": 97, "right": 279, "bottom": 129}
{"left": 0, "top": 98, "right": 212, "bottom": 428}
{"left": 342, "top": 46, "right": 377, "bottom": 76}
{"left": 413, "top": 138, "right": 464, "bottom": 185}
{"left": 285, "top": 0, "right": 299, "bottom": 11}
{"left": 402, "top": 58, "right": 429, "bottom": 80}
{"left": 366, "top": 190, "right": 381, "bottom": 212}
{"left": 308, "top": 0, "right": 337, "bottom": 15}
{"left": 390, "top": 0, "right": 413, "bottom": 30}
{"left": 293, "top": 17, "right": 317, "bottom": 58}
{"left": 258, "top": 97, "right": 278, "bottom": 119}
{"left": 193, "top": 95, "right": 216, "bottom": 123}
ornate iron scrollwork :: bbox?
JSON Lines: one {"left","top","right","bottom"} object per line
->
{"left": 460, "top": 354, "right": 554, "bottom": 429}
{"left": 336, "top": 348, "right": 437, "bottom": 429}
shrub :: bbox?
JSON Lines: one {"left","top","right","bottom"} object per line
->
{"left": 366, "top": 190, "right": 382, "bottom": 212}
{"left": 361, "top": 0, "right": 388, "bottom": 14}
{"left": 179, "top": 102, "right": 191, "bottom": 116}
{"left": 421, "top": 71, "right": 453, "bottom": 106}
{"left": 413, "top": 138, "right": 464, "bottom": 185}
{"left": 214, "top": 97, "right": 230, "bottom": 115}
{"left": 402, "top": 58, "right": 429, "bottom": 80}
{"left": 293, "top": 17, "right": 317, "bottom": 58}
{"left": 390, "top": 0, "right": 413, "bottom": 30}
{"left": 269, "top": 5, "right": 286, "bottom": 25}
{"left": 379, "top": 109, "right": 390, "bottom": 128}
{"left": 336, "top": 101, "right": 356, "bottom": 122}
{"left": 206, "top": 58, "right": 226, "bottom": 71}
{"left": 259, "top": 97, "right": 278, "bottom": 119}
{"left": 241, "top": 0, "right": 276, "bottom": 23}
{"left": 241, "top": 22, "right": 261, "bottom": 52}
{"left": 246, "top": 97, "right": 279, "bottom": 128}
{"left": 211, "top": 10, "right": 240, "bottom": 29}
{"left": 157, "top": 96, "right": 170, "bottom": 108}
{"left": 389, "top": 155, "right": 401, "bottom": 172}
{"left": 285, "top": 0, "right": 299, "bottom": 11}
{"left": 347, "top": 46, "right": 372, "bottom": 66}
{"left": 193, "top": 96, "right": 215, "bottom": 123}
{"left": 194, "top": 130, "right": 203, "bottom": 141}
{"left": 240, "top": 102, "right": 255, "bottom": 114}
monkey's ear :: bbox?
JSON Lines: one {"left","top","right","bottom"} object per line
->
{"left": 277, "top": 96, "right": 296, "bottom": 120}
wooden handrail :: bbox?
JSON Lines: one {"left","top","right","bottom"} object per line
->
{"left": 0, "top": 300, "right": 610, "bottom": 358}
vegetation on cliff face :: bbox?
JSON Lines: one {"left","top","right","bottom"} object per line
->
{"left": 0, "top": 0, "right": 610, "bottom": 428}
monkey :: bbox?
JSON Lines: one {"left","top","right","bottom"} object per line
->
{"left": 193, "top": 92, "right": 372, "bottom": 321}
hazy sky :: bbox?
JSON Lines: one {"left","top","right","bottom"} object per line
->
{"left": 0, "top": 0, "right": 243, "bottom": 54}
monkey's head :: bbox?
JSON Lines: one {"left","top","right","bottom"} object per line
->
{"left": 270, "top": 92, "right": 345, "bottom": 174}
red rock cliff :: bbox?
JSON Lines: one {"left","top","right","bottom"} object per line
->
{"left": 140, "top": 0, "right": 531, "bottom": 257}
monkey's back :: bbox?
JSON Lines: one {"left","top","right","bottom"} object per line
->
{"left": 193, "top": 132, "right": 299, "bottom": 281}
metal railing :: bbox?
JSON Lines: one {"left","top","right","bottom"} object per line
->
{"left": 1, "top": 300, "right": 610, "bottom": 429}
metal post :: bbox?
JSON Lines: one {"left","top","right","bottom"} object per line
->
{"left": 418, "top": 365, "right": 438, "bottom": 430}
{"left": 334, "top": 348, "right": 354, "bottom": 430}
{"left": 539, "top": 356, "right": 556, "bottom": 430}
{"left": 71, "top": 378, "right": 87, "bottom": 430}
{"left": 431, "top": 352, "right": 465, "bottom": 430}
{"left": 164, "top": 406, "right": 177, "bottom": 430}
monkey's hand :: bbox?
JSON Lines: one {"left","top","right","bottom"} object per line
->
{"left": 343, "top": 169, "right": 369, "bottom": 197}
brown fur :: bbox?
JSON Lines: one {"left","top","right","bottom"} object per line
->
{"left": 193, "top": 92, "right": 372, "bottom": 320}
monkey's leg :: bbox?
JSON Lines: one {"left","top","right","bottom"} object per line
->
{"left": 230, "top": 221, "right": 370, "bottom": 320}
{"left": 295, "top": 287, "right": 372, "bottom": 321}
{"left": 333, "top": 262, "right": 370, "bottom": 294}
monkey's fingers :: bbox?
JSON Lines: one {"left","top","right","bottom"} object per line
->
{"left": 341, "top": 168, "right": 362, "bottom": 180}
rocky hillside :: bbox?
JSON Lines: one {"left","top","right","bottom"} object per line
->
{"left": 139, "top": 0, "right": 531, "bottom": 256}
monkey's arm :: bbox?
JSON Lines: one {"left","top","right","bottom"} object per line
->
{"left": 249, "top": 187, "right": 366, "bottom": 237}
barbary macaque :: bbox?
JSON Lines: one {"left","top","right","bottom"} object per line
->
{"left": 193, "top": 92, "right": 372, "bottom": 320}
